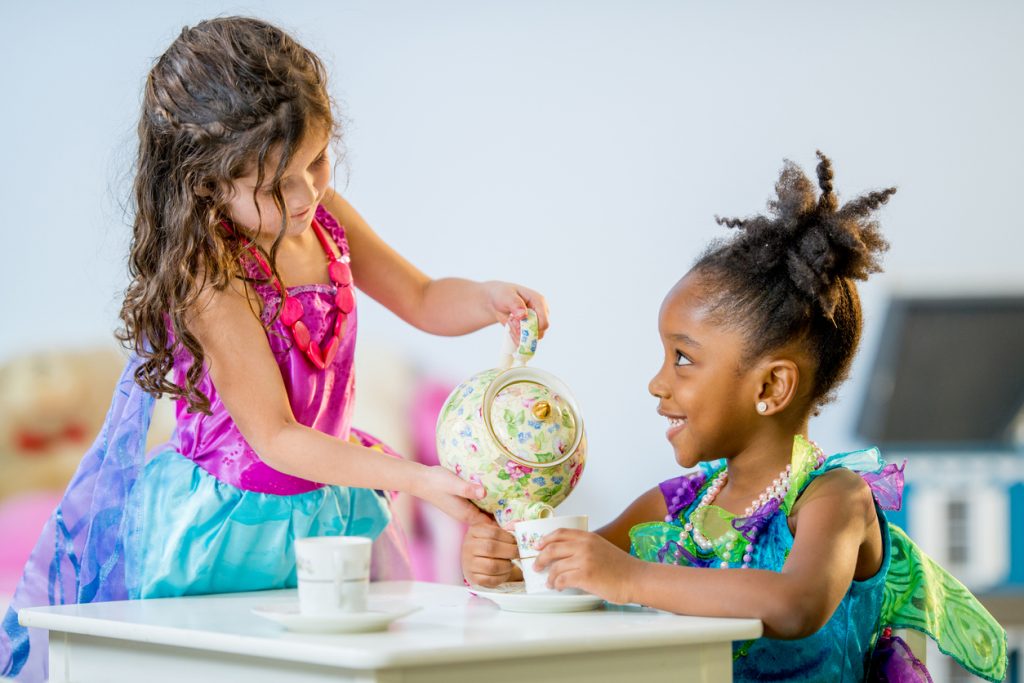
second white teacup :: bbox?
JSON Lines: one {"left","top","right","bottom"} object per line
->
{"left": 513, "top": 514, "right": 588, "bottom": 595}
{"left": 294, "top": 536, "right": 371, "bottom": 616}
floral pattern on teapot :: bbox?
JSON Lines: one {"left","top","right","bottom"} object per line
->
{"left": 438, "top": 371, "right": 586, "bottom": 523}
{"left": 436, "top": 311, "right": 587, "bottom": 529}
{"left": 490, "top": 381, "right": 576, "bottom": 465}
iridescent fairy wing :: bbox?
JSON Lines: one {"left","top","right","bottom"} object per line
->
{"left": 882, "top": 525, "right": 1007, "bottom": 683}
{"left": 2, "top": 353, "right": 155, "bottom": 680}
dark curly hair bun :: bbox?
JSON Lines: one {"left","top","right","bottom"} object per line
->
{"left": 715, "top": 151, "right": 894, "bottom": 320}
{"left": 699, "top": 151, "right": 896, "bottom": 410}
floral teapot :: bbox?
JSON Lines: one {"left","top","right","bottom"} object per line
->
{"left": 436, "top": 310, "right": 586, "bottom": 530}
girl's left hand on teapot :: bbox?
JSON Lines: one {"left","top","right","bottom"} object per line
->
{"left": 482, "top": 281, "right": 550, "bottom": 339}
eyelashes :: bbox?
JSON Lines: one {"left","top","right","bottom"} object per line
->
{"left": 675, "top": 350, "right": 692, "bottom": 367}
{"left": 255, "top": 151, "right": 329, "bottom": 195}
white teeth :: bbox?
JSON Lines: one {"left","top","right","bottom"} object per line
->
{"left": 667, "top": 417, "right": 687, "bottom": 427}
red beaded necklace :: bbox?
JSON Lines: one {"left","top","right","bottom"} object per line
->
{"left": 222, "top": 218, "right": 354, "bottom": 370}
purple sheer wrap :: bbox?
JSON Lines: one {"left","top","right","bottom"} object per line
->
{"left": 732, "top": 497, "right": 781, "bottom": 541}
{"left": 659, "top": 472, "right": 707, "bottom": 518}
{"left": 0, "top": 361, "right": 412, "bottom": 682}
{"left": 869, "top": 630, "right": 934, "bottom": 682}
{"left": 862, "top": 462, "right": 906, "bottom": 512}
{"left": 1, "top": 353, "right": 154, "bottom": 681}
{"left": 656, "top": 472, "right": 714, "bottom": 567}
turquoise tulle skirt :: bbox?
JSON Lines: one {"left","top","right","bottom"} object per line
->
{"left": 128, "top": 449, "right": 392, "bottom": 599}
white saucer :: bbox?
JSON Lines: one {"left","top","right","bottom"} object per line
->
{"left": 251, "top": 604, "right": 420, "bottom": 633}
{"left": 468, "top": 582, "right": 605, "bottom": 613}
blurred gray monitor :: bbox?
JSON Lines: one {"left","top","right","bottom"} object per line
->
{"left": 856, "top": 295, "right": 1024, "bottom": 447}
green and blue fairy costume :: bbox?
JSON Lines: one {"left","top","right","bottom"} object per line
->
{"left": 630, "top": 436, "right": 1007, "bottom": 682}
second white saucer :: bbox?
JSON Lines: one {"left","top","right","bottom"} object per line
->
{"left": 251, "top": 603, "right": 420, "bottom": 633}
{"left": 468, "top": 582, "right": 605, "bottom": 613}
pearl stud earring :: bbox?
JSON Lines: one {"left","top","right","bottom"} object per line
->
{"left": 756, "top": 401, "right": 768, "bottom": 414}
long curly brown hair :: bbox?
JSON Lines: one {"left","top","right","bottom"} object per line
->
{"left": 696, "top": 151, "right": 896, "bottom": 411}
{"left": 117, "top": 17, "right": 335, "bottom": 414}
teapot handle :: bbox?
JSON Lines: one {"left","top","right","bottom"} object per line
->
{"left": 498, "top": 309, "right": 540, "bottom": 370}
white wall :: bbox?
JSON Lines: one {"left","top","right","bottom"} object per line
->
{"left": 2, "top": 1, "right": 1023, "bottom": 524}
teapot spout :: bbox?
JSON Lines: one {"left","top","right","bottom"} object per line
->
{"left": 494, "top": 500, "right": 554, "bottom": 531}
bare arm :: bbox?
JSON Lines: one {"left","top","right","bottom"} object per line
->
{"left": 190, "top": 278, "right": 491, "bottom": 525}
{"left": 595, "top": 486, "right": 668, "bottom": 551}
{"left": 321, "top": 189, "right": 549, "bottom": 336}
{"left": 537, "top": 469, "right": 880, "bottom": 639}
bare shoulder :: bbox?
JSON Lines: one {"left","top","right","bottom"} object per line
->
{"left": 790, "top": 468, "right": 875, "bottom": 527}
{"left": 181, "top": 273, "right": 296, "bottom": 448}
{"left": 791, "top": 467, "right": 884, "bottom": 582}
{"left": 183, "top": 276, "right": 268, "bottom": 355}
{"left": 319, "top": 188, "right": 374, "bottom": 250}
{"left": 800, "top": 467, "right": 870, "bottom": 498}
{"left": 787, "top": 468, "right": 883, "bottom": 579}
{"left": 319, "top": 188, "right": 357, "bottom": 226}
{"left": 629, "top": 485, "right": 670, "bottom": 517}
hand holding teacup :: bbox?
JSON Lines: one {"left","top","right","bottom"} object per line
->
{"left": 462, "top": 522, "right": 521, "bottom": 588}
{"left": 512, "top": 515, "right": 588, "bottom": 594}
{"left": 532, "top": 523, "right": 641, "bottom": 605}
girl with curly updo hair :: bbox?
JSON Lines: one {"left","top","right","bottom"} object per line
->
{"left": 3, "top": 16, "right": 549, "bottom": 680}
{"left": 464, "top": 152, "right": 1006, "bottom": 682}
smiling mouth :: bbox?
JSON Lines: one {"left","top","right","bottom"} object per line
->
{"left": 665, "top": 416, "right": 688, "bottom": 437}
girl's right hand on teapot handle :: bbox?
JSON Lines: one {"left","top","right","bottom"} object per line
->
{"left": 481, "top": 281, "right": 550, "bottom": 340}
{"left": 462, "top": 521, "right": 522, "bottom": 588}
{"left": 415, "top": 466, "right": 492, "bottom": 526}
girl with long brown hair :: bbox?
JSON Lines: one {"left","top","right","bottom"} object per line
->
{"left": 2, "top": 16, "right": 547, "bottom": 681}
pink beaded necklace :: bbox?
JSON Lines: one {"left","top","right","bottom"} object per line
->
{"left": 222, "top": 218, "right": 354, "bottom": 370}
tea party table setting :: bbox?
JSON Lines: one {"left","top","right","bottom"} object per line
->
{"left": 20, "top": 579, "right": 763, "bottom": 683}
{"left": 19, "top": 311, "right": 763, "bottom": 680}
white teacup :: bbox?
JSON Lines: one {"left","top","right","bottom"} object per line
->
{"left": 294, "top": 536, "right": 371, "bottom": 615}
{"left": 513, "top": 514, "right": 588, "bottom": 595}
{"left": 514, "top": 514, "right": 588, "bottom": 559}
{"left": 511, "top": 556, "right": 580, "bottom": 595}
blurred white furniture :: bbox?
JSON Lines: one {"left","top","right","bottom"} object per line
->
{"left": 20, "top": 581, "right": 762, "bottom": 682}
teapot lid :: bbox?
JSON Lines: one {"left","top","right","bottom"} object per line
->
{"left": 484, "top": 368, "right": 583, "bottom": 468}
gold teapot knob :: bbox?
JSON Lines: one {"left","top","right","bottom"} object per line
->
{"left": 532, "top": 400, "right": 551, "bottom": 420}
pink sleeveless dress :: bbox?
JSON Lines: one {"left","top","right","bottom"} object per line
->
{"left": 2, "top": 205, "right": 409, "bottom": 682}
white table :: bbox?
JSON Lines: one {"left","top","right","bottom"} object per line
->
{"left": 20, "top": 581, "right": 762, "bottom": 683}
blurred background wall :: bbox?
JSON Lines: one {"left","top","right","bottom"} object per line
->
{"left": 4, "top": 0, "right": 1022, "bottom": 518}
{"left": 1, "top": 3, "right": 1023, "bottom": 676}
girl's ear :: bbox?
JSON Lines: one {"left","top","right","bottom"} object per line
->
{"left": 752, "top": 358, "right": 800, "bottom": 416}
